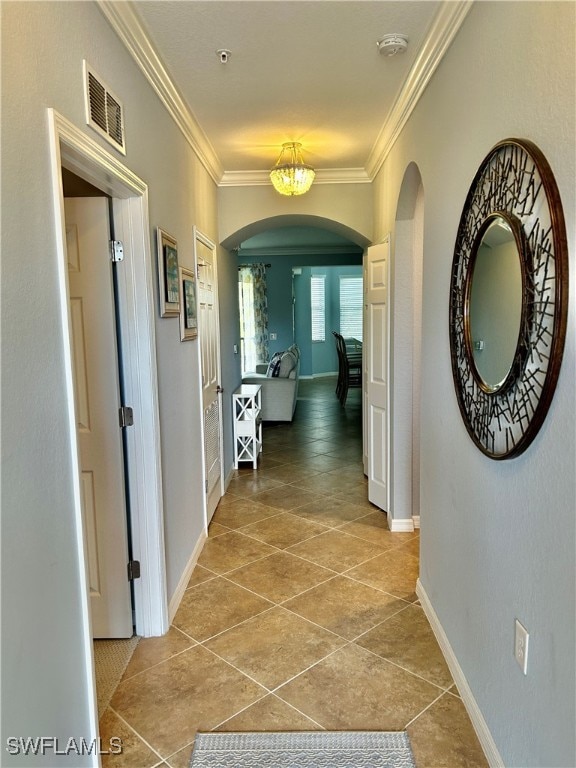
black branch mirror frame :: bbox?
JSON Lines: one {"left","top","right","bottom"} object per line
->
{"left": 449, "top": 138, "right": 569, "bottom": 460}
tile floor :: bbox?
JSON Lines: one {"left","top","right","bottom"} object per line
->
{"left": 102, "top": 377, "right": 488, "bottom": 768}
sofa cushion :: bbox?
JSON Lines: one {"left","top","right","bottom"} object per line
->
{"left": 287, "top": 343, "right": 300, "bottom": 362}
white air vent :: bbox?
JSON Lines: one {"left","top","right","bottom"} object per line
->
{"left": 83, "top": 61, "right": 126, "bottom": 154}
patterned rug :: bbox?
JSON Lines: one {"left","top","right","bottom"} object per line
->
{"left": 93, "top": 636, "right": 139, "bottom": 717}
{"left": 189, "top": 731, "right": 416, "bottom": 767}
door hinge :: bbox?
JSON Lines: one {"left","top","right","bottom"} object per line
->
{"left": 119, "top": 406, "right": 134, "bottom": 428}
{"left": 110, "top": 240, "right": 124, "bottom": 262}
{"left": 127, "top": 560, "right": 141, "bottom": 581}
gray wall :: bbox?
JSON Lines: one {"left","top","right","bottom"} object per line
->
{"left": 1, "top": 3, "right": 228, "bottom": 763}
{"left": 1, "top": 2, "right": 574, "bottom": 768}
{"left": 373, "top": 2, "right": 575, "bottom": 766}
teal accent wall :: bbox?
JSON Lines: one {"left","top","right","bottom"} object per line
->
{"left": 237, "top": 252, "right": 362, "bottom": 376}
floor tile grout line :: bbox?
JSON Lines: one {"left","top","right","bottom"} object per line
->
{"left": 268, "top": 641, "right": 353, "bottom": 696}
{"left": 279, "top": 506, "right": 374, "bottom": 526}
{"left": 115, "top": 640, "right": 200, "bottom": 684}
{"left": 212, "top": 662, "right": 354, "bottom": 735}
{"left": 208, "top": 690, "right": 273, "bottom": 731}
{"left": 339, "top": 572, "right": 420, "bottom": 603}
{"left": 357, "top": 641, "right": 453, "bottom": 693}
{"left": 181, "top": 599, "right": 278, "bottom": 645}
{"left": 199, "top": 643, "right": 274, "bottom": 694}
{"left": 403, "top": 688, "right": 449, "bottom": 730}
{"left": 200, "top": 536, "right": 339, "bottom": 577}
{"left": 275, "top": 573, "right": 345, "bottom": 608}
{"left": 198, "top": 594, "right": 348, "bottom": 647}
{"left": 107, "top": 705, "right": 167, "bottom": 764}
{"left": 267, "top": 692, "right": 327, "bottom": 731}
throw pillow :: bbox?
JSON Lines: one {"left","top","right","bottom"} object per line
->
{"left": 266, "top": 352, "right": 283, "bottom": 378}
{"left": 278, "top": 350, "right": 297, "bottom": 378}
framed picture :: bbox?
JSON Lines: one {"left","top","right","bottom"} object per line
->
{"left": 179, "top": 266, "right": 198, "bottom": 341}
{"left": 156, "top": 228, "right": 180, "bottom": 316}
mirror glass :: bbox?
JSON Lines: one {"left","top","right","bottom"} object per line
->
{"left": 468, "top": 216, "right": 523, "bottom": 390}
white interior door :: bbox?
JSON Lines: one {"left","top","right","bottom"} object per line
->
{"left": 65, "top": 197, "right": 133, "bottom": 638}
{"left": 366, "top": 239, "right": 391, "bottom": 514}
{"left": 195, "top": 230, "right": 223, "bottom": 525}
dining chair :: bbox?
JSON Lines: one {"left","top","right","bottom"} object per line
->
{"left": 332, "top": 331, "right": 362, "bottom": 405}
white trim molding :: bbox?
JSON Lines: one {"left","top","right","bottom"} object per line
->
{"left": 168, "top": 530, "right": 208, "bottom": 623}
{"left": 97, "top": 0, "right": 471, "bottom": 188}
{"left": 220, "top": 167, "right": 371, "bottom": 187}
{"left": 48, "top": 109, "right": 168, "bottom": 640}
{"left": 389, "top": 517, "right": 415, "bottom": 533}
{"left": 366, "top": 0, "right": 474, "bottom": 179}
{"left": 412, "top": 515, "right": 421, "bottom": 529}
{"left": 97, "top": 0, "right": 222, "bottom": 184}
{"left": 417, "top": 579, "right": 505, "bottom": 768}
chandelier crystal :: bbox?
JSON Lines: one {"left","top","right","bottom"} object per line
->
{"left": 269, "top": 142, "right": 315, "bottom": 196}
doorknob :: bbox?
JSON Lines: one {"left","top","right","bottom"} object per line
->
{"left": 216, "top": 385, "right": 224, "bottom": 394}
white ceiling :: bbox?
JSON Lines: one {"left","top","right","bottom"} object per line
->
{"left": 123, "top": 1, "right": 449, "bottom": 176}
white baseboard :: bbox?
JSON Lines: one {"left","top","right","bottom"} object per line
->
{"left": 416, "top": 579, "right": 504, "bottom": 768}
{"left": 412, "top": 515, "right": 421, "bottom": 529}
{"left": 389, "top": 517, "right": 415, "bottom": 532}
{"left": 168, "top": 530, "right": 207, "bottom": 623}
{"left": 223, "top": 464, "right": 235, "bottom": 492}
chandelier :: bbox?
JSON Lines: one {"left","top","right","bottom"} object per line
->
{"left": 269, "top": 142, "right": 315, "bottom": 196}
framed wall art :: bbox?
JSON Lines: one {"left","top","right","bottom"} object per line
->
{"left": 156, "top": 228, "right": 180, "bottom": 316}
{"left": 179, "top": 266, "right": 198, "bottom": 341}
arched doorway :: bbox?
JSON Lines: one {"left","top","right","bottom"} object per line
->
{"left": 224, "top": 216, "right": 369, "bottom": 379}
{"left": 392, "top": 162, "right": 424, "bottom": 526}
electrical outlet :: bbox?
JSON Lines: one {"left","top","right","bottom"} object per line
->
{"left": 270, "top": 332, "right": 277, "bottom": 341}
{"left": 514, "top": 619, "right": 529, "bottom": 675}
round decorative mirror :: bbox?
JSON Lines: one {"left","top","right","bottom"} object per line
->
{"left": 466, "top": 213, "right": 526, "bottom": 393}
{"left": 449, "top": 139, "right": 568, "bottom": 460}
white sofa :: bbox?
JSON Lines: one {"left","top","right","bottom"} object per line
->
{"left": 242, "top": 344, "right": 300, "bottom": 421}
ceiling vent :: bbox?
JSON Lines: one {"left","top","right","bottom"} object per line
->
{"left": 83, "top": 62, "right": 126, "bottom": 154}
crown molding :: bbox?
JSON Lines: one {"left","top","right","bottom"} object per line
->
{"left": 238, "top": 244, "right": 363, "bottom": 257}
{"left": 366, "top": 0, "right": 474, "bottom": 180}
{"left": 220, "top": 167, "right": 371, "bottom": 187}
{"left": 98, "top": 0, "right": 471, "bottom": 188}
{"left": 97, "top": 0, "right": 223, "bottom": 184}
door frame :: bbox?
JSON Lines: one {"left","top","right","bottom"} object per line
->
{"left": 48, "top": 112, "right": 168, "bottom": 649}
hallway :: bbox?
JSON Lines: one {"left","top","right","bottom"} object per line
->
{"left": 102, "top": 378, "right": 487, "bottom": 767}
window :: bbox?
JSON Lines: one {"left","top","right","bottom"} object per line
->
{"left": 311, "top": 275, "right": 326, "bottom": 342}
{"left": 339, "top": 276, "right": 363, "bottom": 341}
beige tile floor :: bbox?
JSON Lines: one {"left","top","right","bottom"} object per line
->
{"left": 101, "top": 377, "right": 488, "bottom": 768}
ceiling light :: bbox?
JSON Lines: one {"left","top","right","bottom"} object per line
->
{"left": 269, "top": 142, "right": 315, "bottom": 196}
{"left": 377, "top": 34, "right": 408, "bottom": 56}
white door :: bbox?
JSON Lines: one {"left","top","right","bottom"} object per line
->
{"left": 65, "top": 197, "right": 133, "bottom": 638}
{"left": 195, "top": 230, "right": 224, "bottom": 524}
{"left": 366, "top": 239, "right": 391, "bottom": 513}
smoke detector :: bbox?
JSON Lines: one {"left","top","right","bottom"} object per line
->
{"left": 377, "top": 34, "right": 408, "bottom": 56}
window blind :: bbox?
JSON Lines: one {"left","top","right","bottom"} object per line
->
{"left": 339, "top": 276, "right": 363, "bottom": 341}
{"left": 311, "top": 275, "right": 326, "bottom": 342}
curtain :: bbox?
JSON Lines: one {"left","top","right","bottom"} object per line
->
{"left": 238, "top": 264, "right": 269, "bottom": 373}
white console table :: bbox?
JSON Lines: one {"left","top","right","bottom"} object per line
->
{"left": 233, "top": 384, "right": 263, "bottom": 469}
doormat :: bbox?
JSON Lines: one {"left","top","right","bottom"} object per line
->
{"left": 189, "top": 731, "right": 416, "bottom": 767}
{"left": 94, "top": 636, "right": 139, "bottom": 717}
